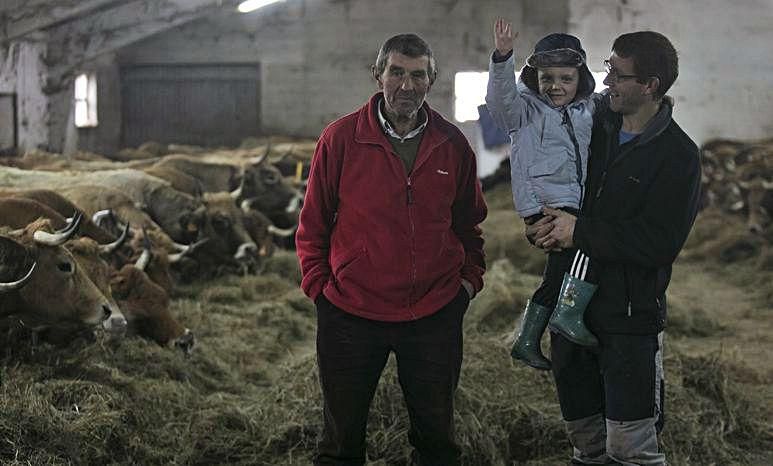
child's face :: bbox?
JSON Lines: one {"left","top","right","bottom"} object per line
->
{"left": 537, "top": 66, "right": 579, "bottom": 107}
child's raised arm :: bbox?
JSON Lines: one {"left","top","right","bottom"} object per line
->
{"left": 486, "top": 18, "right": 529, "bottom": 133}
{"left": 494, "top": 18, "right": 517, "bottom": 57}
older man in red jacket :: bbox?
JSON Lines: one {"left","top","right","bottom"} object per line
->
{"left": 296, "top": 33, "right": 487, "bottom": 466}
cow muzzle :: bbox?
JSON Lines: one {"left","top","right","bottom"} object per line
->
{"left": 101, "top": 304, "right": 128, "bottom": 335}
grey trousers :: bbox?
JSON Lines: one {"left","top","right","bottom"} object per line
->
{"left": 552, "top": 332, "right": 666, "bottom": 465}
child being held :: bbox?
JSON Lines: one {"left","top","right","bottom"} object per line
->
{"left": 486, "top": 19, "right": 605, "bottom": 370}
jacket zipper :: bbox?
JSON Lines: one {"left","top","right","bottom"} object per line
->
{"left": 624, "top": 266, "right": 632, "bottom": 317}
{"left": 407, "top": 177, "right": 417, "bottom": 314}
{"left": 562, "top": 109, "right": 585, "bottom": 206}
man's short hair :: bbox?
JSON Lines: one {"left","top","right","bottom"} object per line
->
{"left": 374, "top": 33, "right": 437, "bottom": 84}
{"left": 612, "top": 31, "right": 678, "bottom": 99}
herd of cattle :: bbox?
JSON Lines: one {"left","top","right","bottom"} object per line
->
{"left": 699, "top": 138, "right": 773, "bottom": 237}
{"left": 0, "top": 140, "right": 314, "bottom": 354}
{"left": 1, "top": 135, "right": 769, "bottom": 355}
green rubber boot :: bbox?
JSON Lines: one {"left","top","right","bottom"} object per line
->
{"left": 548, "top": 273, "right": 599, "bottom": 346}
{"left": 510, "top": 300, "right": 552, "bottom": 371}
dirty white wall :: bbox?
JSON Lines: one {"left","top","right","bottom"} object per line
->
{"left": 116, "top": 0, "right": 536, "bottom": 138}
{"left": 0, "top": 40, "right": 52, "bottom": 152}
{"left": 569, "top": 0, "right": 773, "bottom": 144}
{"left": 4, "top": 0, "right": 772, "bottom": 156}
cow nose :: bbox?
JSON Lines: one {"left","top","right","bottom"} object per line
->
{"left": 101, "top": 305, "right": 128, "bottom": 334}
{"left": 234, "top": 242, "right": 258, "bottom": 261}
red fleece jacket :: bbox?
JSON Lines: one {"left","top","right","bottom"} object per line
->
{"left": 296, "top": 93, "right": 487, "bottom": 322}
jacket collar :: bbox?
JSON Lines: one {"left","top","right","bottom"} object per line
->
{"left": 601, "top": 98, "right": 673, "bottom": 168}
{"left": 604, "top": 98, "right": 673, "bottom": 148}
{"left": 354, "top": 93, "right": 449, "bottom": 152}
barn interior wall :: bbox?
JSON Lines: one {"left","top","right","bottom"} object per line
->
{"left": 4, "top": 0, "right": 772, "bottom": 157}
{"left": 114, "top": 0, "right": 533, "bottom": 143}
{"left": 568, "top": 0, "right": 773, "bottom": 146}
{"left": 0, "top": 40, "right": 51, "bottom": 152}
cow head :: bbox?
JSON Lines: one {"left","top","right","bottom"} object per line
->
{"left": 110, "top": 251, "right": 195, "bottom": 354}
{"left": 1, "top": 217, "right": 127, "bottom": 333}
{"left": 231, "top": 155, "right": 303, "bottom": 228}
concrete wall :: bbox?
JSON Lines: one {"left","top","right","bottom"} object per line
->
{"left": 117, "top": 0, "right": 532, "bottom": 139}
{"left": 0, "top": 40, "right": 52, "bottom": 152}
{"left": 5, "top": 0, "right": 773, "bottom": 156}
{"left": 569, "top": 0, "right": 773, "bottom": 144}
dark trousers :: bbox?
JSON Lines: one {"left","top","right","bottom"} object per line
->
{"left": 551, "top": 332, "right": 666, "bottom": 464}
{"left": 551, "top": 332, "right": 663, "bottom": 423}
{"left": 313, "top": 288, "right": 469, "bottom": 466}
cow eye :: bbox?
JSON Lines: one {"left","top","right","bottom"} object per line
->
{"left": 262, "top": 170, "right": 279, "bottom": 185}
{"left": 57, "top": 261, "right": 73, "bottom": 274}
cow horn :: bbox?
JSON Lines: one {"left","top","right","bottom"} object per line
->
{"left": 170, "top": 241, "right": 189, "bottom": 252}
{"left": 99, "top": 222, "right": 130, "bottom": 254}
{"left": 168, "top": 238, "right": 209, "bottom": 263}
{"left": 240, "top": 198, "right": 255, "bottom": 213}
{"left": 285, "top": 191, "right": 304, "bottom": 213}
{"left": 0, "top": 262, "right": 36, "bottom": 292}
{"left": 33, "top": 212, "right": 83, "bottom": 246}
{"left": 250, "top": 140, "right": 271, "bottom": 165}
{"left": 134, "top": 247, "right": 151, "bottom": 271}
{"left": 92, "top": 209, "right": 112, "bottom": 226}
{"left": 230, "top": 181, "right": 243, "bottom": 200}
{"left": 268, "top": 224, "right": 296, "bottom": 238}
{"left": 249, "top": 142, "right": 270, "bottom": 166}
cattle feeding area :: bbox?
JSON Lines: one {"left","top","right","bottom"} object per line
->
{"left": 1, "top": 137, "right": 772, "bottom": 465}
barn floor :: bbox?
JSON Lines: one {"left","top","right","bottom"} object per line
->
{"left": 0, "top": 184, "right": 771, "bottom": 465}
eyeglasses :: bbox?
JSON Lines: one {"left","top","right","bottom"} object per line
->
{"left": 603, "top": 60, "right": 641, "bottom": 82}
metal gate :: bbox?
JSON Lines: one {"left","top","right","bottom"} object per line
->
{"left": 121, "top": 64, "right": 260, "bottom": 148}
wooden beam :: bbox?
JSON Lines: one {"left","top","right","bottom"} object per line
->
{"left": 44, "top": 0, "right": 238, "bottom": 85}
{"left": 1, "top": 0, "right": 125, "bottom": 42}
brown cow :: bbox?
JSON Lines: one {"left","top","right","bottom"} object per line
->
{"left": 0, "top": 167, "right": 207, "bottom": 244}
{"left": 191, "top": 192, "right": 259, "bottom": 273}
{"left": 0, "top": 189, "right": 117, "bottom": 243}
{"left": 110, "top": 250, "right": 195, "bottom": 354}
{"left": 68, "top": 237, "right": 193, "bottom": 354}
{"left": 151, "top": 154, "right": 241, "bottom": 193}
{"left": 142, "top": 165, "right": 204, "bottom": 197}
{"left": 0, "top": 216, "right": 127, "bottom": 333}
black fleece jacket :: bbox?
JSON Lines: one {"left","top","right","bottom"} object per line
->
{"left": 574, "top": 101, "right": 701, "bottom": 334}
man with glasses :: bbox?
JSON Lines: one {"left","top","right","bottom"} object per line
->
{"left": 531, "top": 31, "right": 701, "bottom": 464}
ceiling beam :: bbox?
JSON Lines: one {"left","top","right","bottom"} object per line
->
{"left": 44, "top": 0, "right": 238, "bottom": 86}
{"left": 1, "top": 0, "right": 126, "bottom": 42}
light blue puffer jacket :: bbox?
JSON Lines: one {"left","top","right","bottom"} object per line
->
{"left": 486, "top": 52, "right": 602, "bottom": 218}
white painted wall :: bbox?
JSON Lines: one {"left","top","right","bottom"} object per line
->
{"left": 15, "top": 41, "right": 50, "bottom": 151}
{"left": 5, "top": 0, "right": 772, "bottom": 155}
{"left": 569, "top": 0, "right": 773, "bottom": 144}
{"left": 117, "top": 0, "right": 528, "bottom": 138}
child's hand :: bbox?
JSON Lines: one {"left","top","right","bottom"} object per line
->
{"left": 494, "top": 18, "right": 518, "bottom": 56}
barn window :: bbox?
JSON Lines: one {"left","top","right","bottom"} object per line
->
{"left": 74, "top": 73, "right": 98, "bottom": 128}
{"left": 454, "top": 70, "right": 609, "bottom": 123}
{"left": 237, "top": 0, "right": 285, "bottom": 13}
{"left": 455, "top": 72, "right": 488, "bottom": 122}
